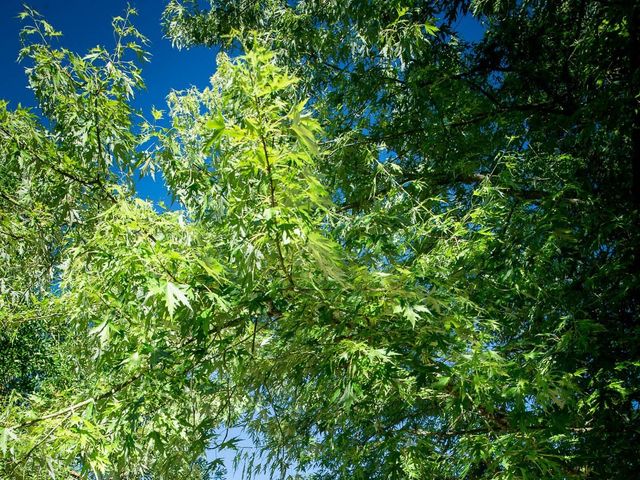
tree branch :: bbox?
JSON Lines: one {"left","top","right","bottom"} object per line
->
{"left": 13, "top": 372, "right": 144, "bottom": 430}
{"left": 0, "top": 126, "right": 116, "bottom": 203}
{"left": 337, "top": 171, "right": 580, "bottom": 211}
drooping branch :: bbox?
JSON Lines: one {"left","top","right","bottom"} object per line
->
{"left": 13, "top": 372, "right": 144, "bottom": 430}
{"left": 0, "top": 126, "right": 116, "bottom": 203}
{"left": 338, "top": 171, "right": 581, "bottom": 212}
{"left": 247, "top": 68, "right": 296, "bottom": 289}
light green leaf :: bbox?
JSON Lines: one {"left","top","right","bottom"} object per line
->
{"left": 166, "top": 281, "right": 191, "bottom": 317}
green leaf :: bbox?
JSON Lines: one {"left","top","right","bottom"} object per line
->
{"left": 165, "top": 281, "right": 191, "bottom": 317}
{"left": 433, "top": 376, "right": 451, "bottom": 390}
{"left": 151, "top": 106, "right": 164, "bottom": 120}
{"left": 0, "top": 427, "right": 16, "bottom": 455}
{"left": 205, "top": 112, "right": 225, "bottom": 131}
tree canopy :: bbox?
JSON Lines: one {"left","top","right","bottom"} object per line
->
{"left": 1, "top": 1, "right": 639, "bottom": 479}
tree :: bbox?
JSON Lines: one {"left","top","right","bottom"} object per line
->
{"left": 1, "top": 1, "right": 639, "bottom": 479}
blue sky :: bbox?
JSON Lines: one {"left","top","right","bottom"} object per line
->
{"left": 0, "top": 0, "right": 216, "bottom": 110}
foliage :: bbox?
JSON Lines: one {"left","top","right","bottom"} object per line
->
{"left": 1, "top": 1, "right": 639, "bottom": 479}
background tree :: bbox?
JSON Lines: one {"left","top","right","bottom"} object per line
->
{"left": 161, "top": 1, "right": 640, "bottom": 477}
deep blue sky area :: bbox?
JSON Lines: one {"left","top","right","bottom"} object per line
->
{"left": 0, "top": 0, "right": 216, "bottom": 109}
